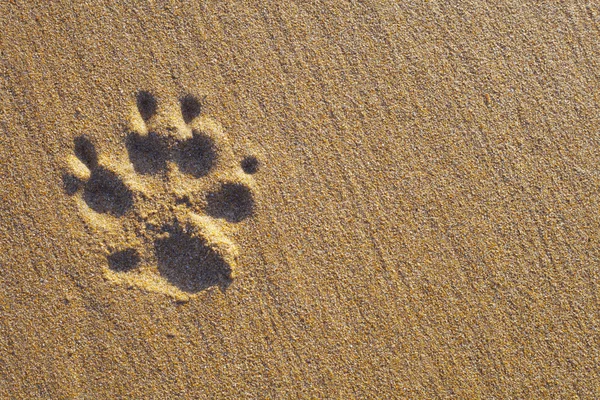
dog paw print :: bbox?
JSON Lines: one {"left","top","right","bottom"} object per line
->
{"left": 63, "top": 91, "right": 260, "bottom": 300}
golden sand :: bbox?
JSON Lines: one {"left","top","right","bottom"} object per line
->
{"left": 0, "top": 1, "right": 599, "bottom": 397}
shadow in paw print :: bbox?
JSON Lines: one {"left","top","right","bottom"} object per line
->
{"left": 174, "top": 131, "right": 216, "bottom": 178}
{"left": 136, "top": 91, "right": 157, "bottom": 121}
{"left": 206, "top": 183, "right": 254, "bottom": 223}
{"left": 66, "top": 136, "right": 133, "bottom": 216}
{"left": 74, "top": 135, "right": 98, "bottom": 167}
{"left": 62, "top": 173, "right": 80, "bottom": 196}
{"left": 180, "top": 94, "right": 202, "bottom": 124}
{"left": 241, "top": 156, "right": 259, "bottom": 174}
{"left": 108, "top": 249, "right": 140, "bottom": 272}
{"left": 84, "top": 168, "right": 133, "bottom": 216}
{"left": 155, "top": 225, "right": 232, "bottom": 293}
{"left": 126, "top": 132, "right": 169, "bottom": 175}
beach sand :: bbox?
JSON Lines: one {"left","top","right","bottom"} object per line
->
{"left": 1, "top": 1, "right": 599, "bottom": 397}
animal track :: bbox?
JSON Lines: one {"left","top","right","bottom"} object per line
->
{"left": 64, "top": 91, "right": 259, "bottom": 300}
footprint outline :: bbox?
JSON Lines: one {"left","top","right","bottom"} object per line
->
{"left": 64, "top": 91, "right": 260, "bottom": 300}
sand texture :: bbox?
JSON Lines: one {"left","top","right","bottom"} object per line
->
{"left": 1, "top": 1, "right": 599, "bottom": 398}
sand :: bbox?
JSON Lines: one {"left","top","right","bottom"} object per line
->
{"left": 1, "top": 1, "right": 599, "bottom": 398}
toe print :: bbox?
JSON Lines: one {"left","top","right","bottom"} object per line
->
{"left": 83, "top": 168, "right": 133, "bottom": 216}
{"left": 241, "top": 156, "right": 259, "bottom": 174}
{"left": 126, "top": 131, "right": 169, "bottom": 175}
{"left": 206, "top": 183, "right": 255, "bottom": 223}
{"left": 64, "top": 91, "right": 260, "bottom": 300}
{"left": 66, "top": 135, "right": 133, "bottom": 216}
{"left": 174, "top": 131, "right": 216, "bottom": 178}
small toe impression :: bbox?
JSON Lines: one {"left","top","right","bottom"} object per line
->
{"left": 180, "top": 94, "right": 202, "bottom": 124}
{"left": 241, "top": 156, "right": 259, "bottom": 174}
{"left": 155, "top": 226, "right": 233, "bottom": 293}
{"left": 206, "top": 183, "right": 254, "bottom": 223}
{"left": 136, "top": 91, "right": 157, "bottom": 121}
{"left": 174, "top": 131, "right": 216, "bottom": 178}
{"left": 108, "top": 249, "right": 141, "bottom": 272}
{"left": 126, "top": 132, "right": 169, "bottom": 175}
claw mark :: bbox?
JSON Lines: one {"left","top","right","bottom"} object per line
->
{"left": 136, "top": 91, "right": 157, "bottom": 121}
{"left": 180, "top": 94, "right": 202, "bottom": 124}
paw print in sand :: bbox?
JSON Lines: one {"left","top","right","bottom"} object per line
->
{"left": 64, "top": 91, "right": 259, "bottom": 300}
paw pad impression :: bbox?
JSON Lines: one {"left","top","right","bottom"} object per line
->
{"left": 64, "top": 91, "right": 260, "bottom": 300}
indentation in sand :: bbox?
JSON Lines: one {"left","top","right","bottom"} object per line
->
{"left": 63, "top": 91, "right": 260, "bottom": 300}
